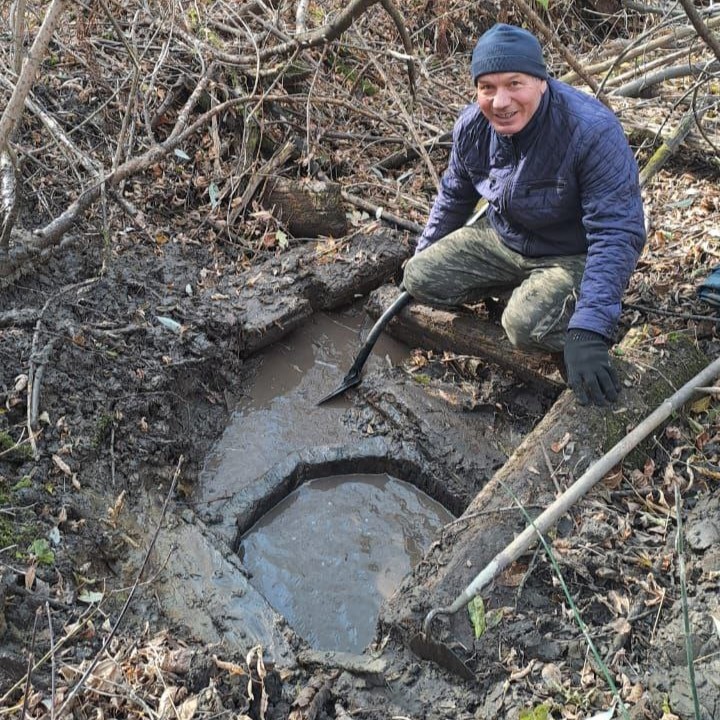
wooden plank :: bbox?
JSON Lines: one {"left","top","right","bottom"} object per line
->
{"left": 365, "top": 284, "right": 564, "bottom": 392}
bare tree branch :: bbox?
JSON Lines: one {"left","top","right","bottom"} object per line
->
{"left": 379, "top": 0, "right": 417, "bottom": 97}
{"left": 296, "top": 0, "right": 310, "bottom": 34}
{"left": 0, "top": 0, "right": 67, "bottom": 149}
{"left": 560, "top": 16, "right": 720, "bottom": 85}
{"left": 639, "top": 98, "right": 713, "bottom": 187}
{"left": 612, "top": 60, "right": 720, "bottom": 97}
{"left": 12, "top": 0, "right": 27, "bottom": 76}
{"left": 676, "top": 0, "right": 720, "bottom": 64}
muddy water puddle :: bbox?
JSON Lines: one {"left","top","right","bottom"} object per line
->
{"left": 198, "top": 307, "right": 407, "bottom": 514}
{"left": 238, "top": 473, "right": 454, "bottom": 652}
{"left": 191, "top": 304, "right": 547, "bottom": 655}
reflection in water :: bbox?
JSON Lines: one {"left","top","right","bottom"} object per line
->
{"left": 238, "top": 474, "right": 455, "bottom": 653}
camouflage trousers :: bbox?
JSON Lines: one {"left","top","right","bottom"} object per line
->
{"left": 403, "top": 218, "right": 586, "bottom": 353}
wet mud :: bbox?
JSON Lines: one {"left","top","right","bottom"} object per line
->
{"left": 4, "top": 225, "right": 714, "bottom": 719}
{"left": 196, "top": 308, "right": 407, "bottom": 541}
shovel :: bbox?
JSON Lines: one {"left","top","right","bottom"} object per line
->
{"left": 317, "top": 289, "right": 412, "bottom": 404}
{"left": 409, "top": 351, "right": 720, "bottom": 679}
{"left": 317, "top": 205, "right": 489, "bottom": 405}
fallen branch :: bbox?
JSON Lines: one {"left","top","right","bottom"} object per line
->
{"left": 0, "top": 146, "right": 18, "bottom": 256}
{"left": 26, "top": 278, "right": 99, "bottom": 459}
{"left": 560, "top": 16, "right": 720, "bottom": 85}
{"left": 421, "top": 351, "right": 720, "bottom": 625}
{"left": 0, "top": 0, "right": 67, "bottom": 149}
{"left": 612, "top": 60, "right": 720, "bottom": 97}
{"left": 639, "top": 99, "right": 712, "bottom": 187}
{"left": 676, "top": 0, "right": 720, "bottom": 64}
{"left": 378, "top": 0, "right": 417, "bottom": 97}
{"left": 374, "top": 131, "right": 451, "bottom": 172}
{"left": 296, "top": 0, "right": 310, "bottom": 34}
{"left": 340, "top": 189, "right": 423, "bottom": 234}
{"left": 231, "top": 141, "right": 295, "bottom": 221}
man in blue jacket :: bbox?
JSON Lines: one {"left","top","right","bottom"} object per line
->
{"left": 403, "top": 23, "right": 645, "bottom": 406}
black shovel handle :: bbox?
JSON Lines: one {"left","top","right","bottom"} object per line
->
{"left": 347, "top": 290, "right": 412, "bottom": 379}
{"left": 317, "top": 290, "right": 412, "bottom": 404}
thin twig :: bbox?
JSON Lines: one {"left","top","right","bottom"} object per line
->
{"left": 0, "top": 605, "right": 102, "bottom": 708}
{"left": 20, "top": 607, "right": 42, "bottom": 720}
{"left": 540, "top": 441, "right": 564, "bottom": 495}
{"left": 675, "top": 483, "right": 702, "bottom": 720}
{"left": 674, "top": 485, "right": 702, "bottom": 720}
{"left": 624, "top": 301, "right": 720, "bottom": 324}
{"left": 676, "top": 0, "right": 720, "bottom": 63}
{"left": 46, "top": 602, "right": 56, "bottom": 720}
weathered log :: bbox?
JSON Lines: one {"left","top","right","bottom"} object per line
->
{"left": 365, "top": 285, "right": 563, "bottom": 392}
{"left": 379, "top": 327, "right": 707, "bottom": 656}
{"left": 202, "top": 231, "right": 406, "bottom": 356}
{"left": 262, "top": 177, "right": 348, "bottom": 238}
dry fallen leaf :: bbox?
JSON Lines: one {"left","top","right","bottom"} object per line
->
{"left": 214, "top": 655, "right": 247, "bottom": 676}
{"left": 551, "top": 432, "right": 571, "bottom": 453}
{"left": 52, "top": 454, "right": 72, "bottom": 476}
{"left": 540, "top": 662, "right": 562, "bottom": 689}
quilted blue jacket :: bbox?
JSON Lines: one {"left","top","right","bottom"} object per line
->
{"left": 416, "top": 78, "right": 646, "bottom": 340}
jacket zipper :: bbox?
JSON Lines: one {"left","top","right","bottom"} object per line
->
{"left": 500, "top": 138, "right": 518, "bottom": 215}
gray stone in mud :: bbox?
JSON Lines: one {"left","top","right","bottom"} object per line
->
{"left": 297, "top": 649, "right": 387, "bottom": 685}
{"left": 650, "top": 666, "right": 720, "bottom": 720}
{"left": 686, "top": 517, "right": 720, "bottom": 551}
{"left": 685, "top": 496, "right": 720, "bottom": 552}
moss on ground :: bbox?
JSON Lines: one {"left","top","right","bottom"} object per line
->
{"left": 603, "top": 330, "right": 708, "bottom": 467}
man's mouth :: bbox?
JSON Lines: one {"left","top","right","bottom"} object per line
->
{"left": 494, "top": 111, "right": 516, "bottom": 120}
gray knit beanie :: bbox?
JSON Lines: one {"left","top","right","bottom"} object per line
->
{"left": 471, "top": 24, "right": 548, "bottom": 84}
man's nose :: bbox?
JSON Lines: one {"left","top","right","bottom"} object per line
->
{"left": 493, "top": 87, "right": 510, "bottom": 109}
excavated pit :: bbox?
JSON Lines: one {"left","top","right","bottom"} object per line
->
{"left": 176, "top": 304, "right": 555, "bottom": 660}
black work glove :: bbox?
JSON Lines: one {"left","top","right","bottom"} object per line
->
{"left": 563, "top": 330, "right": 621, "bottom": 406}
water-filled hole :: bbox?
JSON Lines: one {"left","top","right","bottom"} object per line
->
{"left": 238, "top": 473, "right": 454, "bottom": 653}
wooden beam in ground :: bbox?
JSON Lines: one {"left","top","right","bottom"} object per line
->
{"left": 378, "top": 327, "right": 708, "bottom": 667}
{"left": 365, "top": 284, "right": 563, "bottom": 392}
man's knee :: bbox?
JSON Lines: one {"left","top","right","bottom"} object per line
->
{"left": 502, "top": 311, "right": 536, "bottom": 351}
{"left": 502, "top": 307, "right": 565, "bottom": 353}
{"left": 402, "top": 251, "right": 459, "bottom": 306}
{"left": 402, "top": 253, "right": 424, "bottom": 297}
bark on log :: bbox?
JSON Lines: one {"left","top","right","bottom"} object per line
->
{"left": 379, "top": 327, "right": 707, "bottom": 654}
{"left": 262, "top": 177, "right": 348, "bottom": 238}
{"left": 365, "top": 285, "right": 564, "bottom": 393}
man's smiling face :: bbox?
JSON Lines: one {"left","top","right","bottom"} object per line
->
{"left": 476, "top": 72, "right": 547, "bottom": 136}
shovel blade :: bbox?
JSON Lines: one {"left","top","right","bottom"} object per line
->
{"left": 409, "top": 632, "right": 475, "bottom": 681}
{"left": 316, "top": 372, "right": 361, "bottom": 406}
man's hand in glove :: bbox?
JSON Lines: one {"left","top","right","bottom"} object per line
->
{"left": 563, "top": 329, "right": 621, "bottom": 406}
